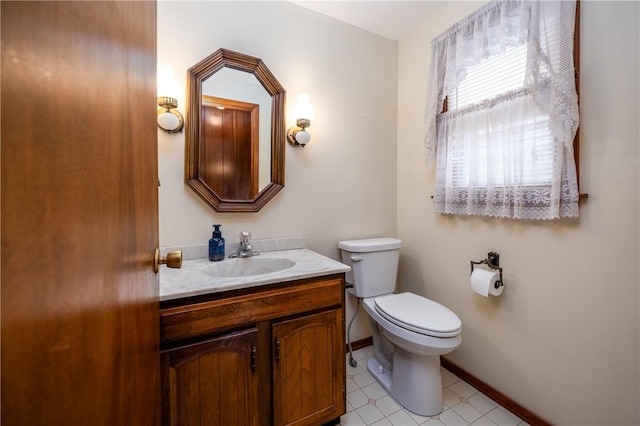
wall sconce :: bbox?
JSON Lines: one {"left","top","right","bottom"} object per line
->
{"left": 287, "top": 118, "right": 311, "bottom": 147}
{"left": 157, "top": 96, "right": 184, "bottom": 134}
{"left": 287, "top": 94, "right": 314, "bottom": 147}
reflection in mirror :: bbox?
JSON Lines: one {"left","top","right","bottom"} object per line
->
{"left": 200, "top": 95, "right": 259, "bottom": 199}
{"left": 202, "top": 69, "right": 272, "bottom": 192}
{"left": 185, "top": 48, "right": 285, "bottom": 212}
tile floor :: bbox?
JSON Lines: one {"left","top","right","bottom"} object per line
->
{"left": 340, "top": 347, "right": 529, "bottom": 426}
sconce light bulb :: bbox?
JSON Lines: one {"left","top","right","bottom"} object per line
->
{"left": 287, "top": 125, "right": 311, "bottom": 147}
{"left": 158, "top": 111, "right": 181, "bottom": 131}
{"left": 295, "top": 129, "right": 311, "bottom": 145}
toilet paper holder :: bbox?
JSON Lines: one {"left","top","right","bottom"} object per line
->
{"left": 470, "top": 252, "right": 504, "bottom": 289}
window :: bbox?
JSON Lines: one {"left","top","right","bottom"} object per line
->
{"left": 424, "top": 0, "right": 580, "bottom": 220}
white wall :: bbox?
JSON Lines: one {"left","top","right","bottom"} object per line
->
{"left": 157, "top": 1, "right": 398, "bottom": 341}
{"left": 397, "top": 1, "right": 639, "bottom": 424}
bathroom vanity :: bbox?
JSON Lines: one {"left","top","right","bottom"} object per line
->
{"left": 159, "top": 244, "right": 350, "bottom": 426}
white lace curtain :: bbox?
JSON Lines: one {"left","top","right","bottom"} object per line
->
{"left": 424, "top": 0, "right": 580, "bottom": 220}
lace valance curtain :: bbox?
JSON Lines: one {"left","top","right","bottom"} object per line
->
{"left": 424, "top": 0, "right": 580, "bottom": 220}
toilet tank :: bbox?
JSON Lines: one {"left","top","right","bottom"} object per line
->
{"left": 338, "top": 237, "right": 401, "bottom": 298}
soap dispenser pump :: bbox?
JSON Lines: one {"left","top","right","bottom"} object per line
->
{"left": 209, "top": 224, "right": 225, "bottom": 261}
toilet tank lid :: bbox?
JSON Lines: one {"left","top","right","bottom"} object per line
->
{"left": 338, "top": 237, "right": 401, "bottom": 252}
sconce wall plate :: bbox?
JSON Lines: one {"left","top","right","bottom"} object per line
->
{"left": 157, "top": 96, "right": 184, "bottom": 133}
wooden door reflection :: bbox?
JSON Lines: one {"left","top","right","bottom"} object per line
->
{"left": 200, "top": 96, "right": 258, "bottom": 200}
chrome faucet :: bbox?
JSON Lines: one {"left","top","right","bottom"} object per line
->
{"left": 229, "top": 231, "right": 260, "bottom": 258}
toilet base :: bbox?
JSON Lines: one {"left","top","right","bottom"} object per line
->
{"left": 367, "top": 350, "right": 444, "bottom": 416}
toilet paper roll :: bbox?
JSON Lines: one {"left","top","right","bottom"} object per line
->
{"left": 470, "top": 268, "right": 504, "bottom": 297}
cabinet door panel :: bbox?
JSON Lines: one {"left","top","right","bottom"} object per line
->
{"left": 273, "top": 309, "right": 345, "bottom": 426}
{"left": 162, "top": 328, "right": 259, "bottom": 426}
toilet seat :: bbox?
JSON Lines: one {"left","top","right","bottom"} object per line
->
{"left": 374, "top": 292, "right": 461, "bottom": 338}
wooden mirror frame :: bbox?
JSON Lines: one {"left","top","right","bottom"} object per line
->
{"left": 185, "top": 48, "right": 286, "bottom": 212}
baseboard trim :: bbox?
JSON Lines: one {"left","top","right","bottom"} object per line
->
{"left": 345, "top": 336, "right": 373, "bottom": 353}
{"left": 440, "top": 358, "right": 552, "bottom": 426}
{"left": 345, "top": 340, "right": 550, "bottom": 425}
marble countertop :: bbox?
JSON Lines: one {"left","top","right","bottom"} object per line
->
{"left": 160, "top": 247, "right": 350, "bottom": 301}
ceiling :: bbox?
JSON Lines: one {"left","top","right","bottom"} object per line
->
{"left": 292, "top": 1, "right": 446, "bottom": 41}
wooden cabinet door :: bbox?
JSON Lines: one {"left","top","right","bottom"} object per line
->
{"left": 162, "top": 328, "right": 260, "bottom": 426}
{"left": 272, "top": 309, "right": 345, "bottom": 426}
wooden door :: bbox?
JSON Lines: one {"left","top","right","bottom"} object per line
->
{"left": 1, "top": 2, "right": 159, "bottom": 425}
{"left": 201, "top": 96, "right": 259, "bottom": 200}
{"left": 272, "top": 309, "right": 345, "bottom": 426}
{"left": 162, "top": 328, "right": 260, "bottom": 426}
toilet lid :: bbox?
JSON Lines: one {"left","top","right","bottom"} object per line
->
{"left": 374, "top": 292, "right": 462, "bottom": 338}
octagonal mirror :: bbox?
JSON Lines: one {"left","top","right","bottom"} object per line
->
{"left": 185, "top": 48, "right": 285, "bottom": 212}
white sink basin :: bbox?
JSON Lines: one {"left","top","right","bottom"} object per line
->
{"left": 202, "top": 257, "right": 296, "bottom": 277}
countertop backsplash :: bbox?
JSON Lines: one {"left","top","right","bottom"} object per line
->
{"left": 160, "top": 236, "right": 308, "bottom": 261}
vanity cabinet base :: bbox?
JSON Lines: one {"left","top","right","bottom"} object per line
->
{"left": 160, "top": 275, "right": 346, "bottom": 426}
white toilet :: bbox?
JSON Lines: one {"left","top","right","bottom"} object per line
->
{"left": 339, "top": 237, "right": 462, "bottom": 416}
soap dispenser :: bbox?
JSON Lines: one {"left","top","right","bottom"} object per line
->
{"left": 208, "top": 224, "right": 225, "bottom": 261}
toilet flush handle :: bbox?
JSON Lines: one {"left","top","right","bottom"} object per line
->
{"left": 350, "top": 256, "right": 363, "bottom": 262}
